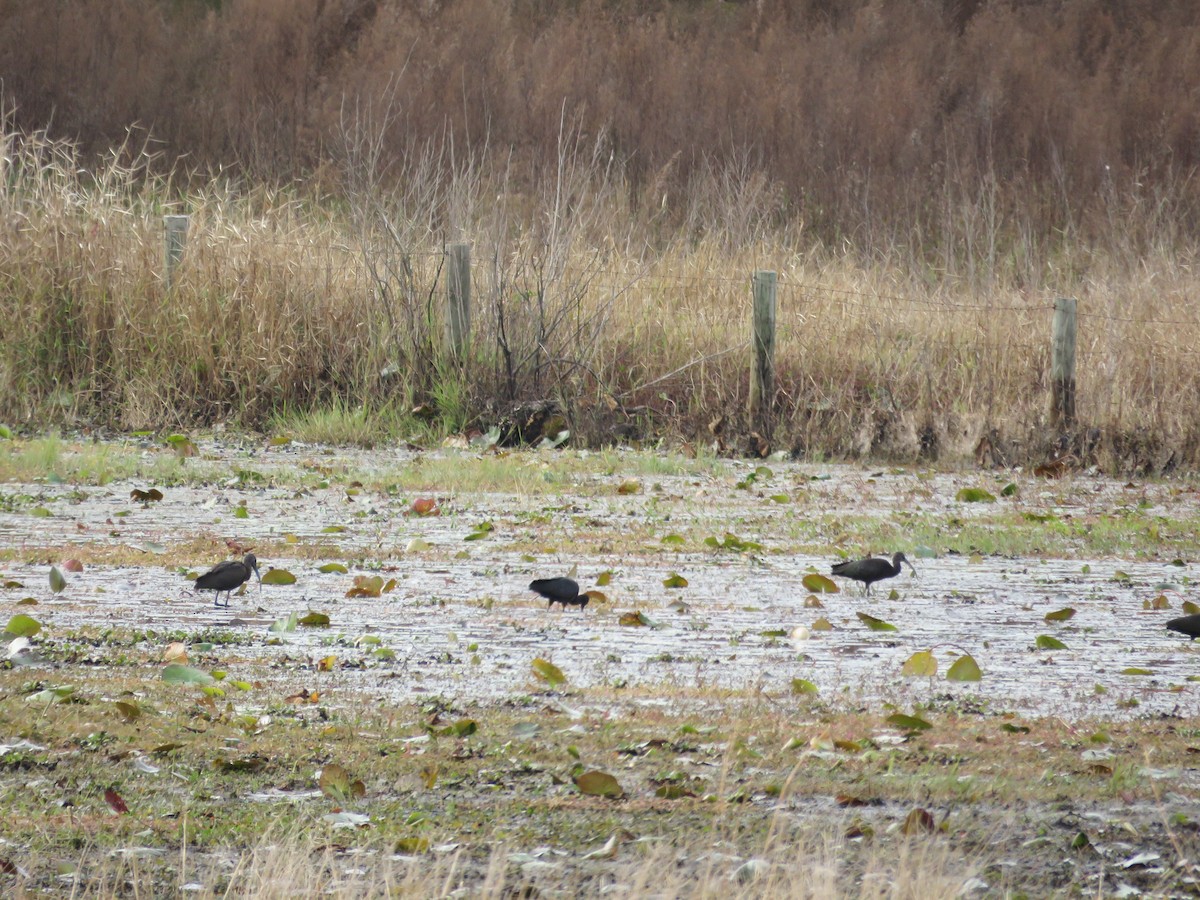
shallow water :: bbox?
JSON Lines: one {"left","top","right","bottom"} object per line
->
{"left": 2, "top": 442, "right": 1198, "bottom": 721}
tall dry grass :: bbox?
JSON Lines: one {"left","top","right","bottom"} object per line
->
{"left": 2, "top": 106, "right": 1200, "bottom": 468}
{"left": 51, "top": 825, "right": 981, "bottom": 898}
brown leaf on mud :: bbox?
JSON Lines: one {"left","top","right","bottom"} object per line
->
{"left": 104, "top": 788, "right": 128, "bottom": 814}
{"left": 902, "top": 808, "right": 936, "bottom": 834}
{"left": 410, "top": 497, "right": 440, "bottom": 517}
{"left": 163, "top": 642, "right": 188, "bottom": 664}
{"left": 835, "top": 794, "right": 874, "bottom": 807}
{"left": 62, "top": 559, "right": 84, "bottom": 573}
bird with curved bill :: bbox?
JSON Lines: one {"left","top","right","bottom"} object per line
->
{"left": 830, "top": 552, "right": 916, "bottom": 596}
{"left": 195, "top": 553, "right": 261, "bottom": 607}
{"left": 1167, "top": 613, "right": 1200, "bottom": 639}
{"left": 529, "top": 577, "right": 592, "bottom": 611}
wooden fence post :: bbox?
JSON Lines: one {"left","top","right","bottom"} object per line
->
{"left": 1050, "top": 296, "right": 1077, "bottom": 427}
{"left": 446, "top": 242, "right": 471, "bottom": 359}
{"left": 163, "top": 215, "right": 190, "bottom": 289}
{"left": 750, "top": 270, "right": 777, "bottom": 432}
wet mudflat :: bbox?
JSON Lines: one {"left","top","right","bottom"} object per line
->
{"left": 3, "top": 438, "right": 1200, "bottom": 897}
{"left": 2, "top": 439, "right": 1198, "bottom": 721}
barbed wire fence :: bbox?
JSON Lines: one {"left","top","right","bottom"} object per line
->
{"left": 158, "top": 215, "right": 1200, "bottom": 452}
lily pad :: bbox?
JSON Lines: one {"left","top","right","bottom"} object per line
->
{"left": 802, "top": 573, "right": 838, "bottom": 594}
{"left": 947, "top": 654, "right": 982, "bottom": 682}
{"left": 574, "top": 770, "right": 624, "bottom": 798}
{"left": 531, "top": 657, "right": 567, "bottom": 688}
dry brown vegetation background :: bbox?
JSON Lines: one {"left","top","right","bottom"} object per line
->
{"left": 5, "top": 0, "right": 1199, "bottom": 247}
{"left": 2, "top": 0, "right": 1200, "bottom": 469}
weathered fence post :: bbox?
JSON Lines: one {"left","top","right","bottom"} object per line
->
{"left": 750, "top": 270, "right": 777, "bottom": 432}
{"left": 1050, "top": 296, "right": 1077, "bottom": 427}
{"left": 445, "top": 242, "right": 471, "bottom": 360}
{"left": 163, "top": 215, "right": 189, "bottom": 289}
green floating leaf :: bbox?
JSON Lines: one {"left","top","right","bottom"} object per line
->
{"left": 269, "top": 612, "right": 299, "bottom": 633}
{"left": 435, "top": 718, "right": 477, "bottom": 738}
{"left": 318, "top": 763, "right": 366, "bottom": 802}
{"left": 1035, "top": 635, "right": 1067, "bottom": 650}
{"left": 802, "top": 573, "right": 838, "bottom": 594}
{"left": 955, "top": 487, "right": 996, "bottom": 503}
{"left": 261, "top": 568, "right": 296, "bottom": 585}
{"left": 856, "top": 612, "right": 897, "bottom": 632}
{"left": 595, "top": 570, "right": 613, "bottom": 586}
{"left": 318, "top": 563, "right": 348, "bottom": 574}
{"left": 511, "top": 721, "right": 540, "bottom": 740}
{"left": 1184, "top": 600, "right": 1200, "bottom": 615}
{"left": 886, "top": 713, "right": 932, "bottom": 733}
{"left": 162, "top": 664, "right": 215, "bottom": 686}
{"left": 30, "top": 507, "right": 52, "bottom": 518}
{"left": 574, "top": 770, "right": 624, "bottom": 798}
{"left": 298, "top": 611, "right": 330, "bottom": 627}
{"left": 790, "top": 678, "right": 818, "bottom": 695}
{"left": 1000, "top": 483, "right": 1018, "bottom": 497}
{"left": 661, "top": 534, "right": 685, "bottom": 546}
{"left": 663, "top": 573, "right": 688, "bottom": 589}
{"left": 112, "top": 700, "right": 141, "bottom": 721}
{"left": 901, "top": 650, "right": 937, "bottom": 677}
{"left": 1044, "top": 607, "right": 1076, "bottom": 622}
{"left": 5, "top": 613, "right": 41, "bottom": 638}
{"left": 947, "top": 654, "right": 982, "bottom": 682}
{"left": 703, "top": 533, "right": 763, "bottom": 552}
{"left": 531, "top": 657, "right": 567, "bottom": 688}
{"left": 27, "top": 685, "right": 75, "bottom": 704}
{"left": 322, "top": 525, "right": 347, "bottom": 534}
{"left": 233, "top": 505, "right": 249, "bottom": 519}
{"left": 464, "top": 521, "right": 494, "bottom": 541}
{"left": 48, "top": 566, "right": 66, "bottom": 594}
{"left": 0, "top": 424, "right": 11, "bottom": 439}
{"left": 1120, "top": 667, "right": 1153, "bottom": 676}
{"left": 769, "top": 494, "right": 790, "bottom": 504}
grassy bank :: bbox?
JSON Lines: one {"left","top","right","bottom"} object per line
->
{"left": 3, "top": 122, "right": 1200, "bottom": 471}
{"left": 1, "top": 660, "right": 1196, "bottom": 898}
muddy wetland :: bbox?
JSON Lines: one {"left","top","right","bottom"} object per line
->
{"left": 1, "top": 434, "right": 1199, "bottom": 898}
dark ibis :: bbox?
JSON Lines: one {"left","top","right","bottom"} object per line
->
{"left": 830, "top": 552, "right": 916, "bottom": 595}
{"left": 530, "top": 577, "right": 589, "bottom": 611}
{"left": 1167, "top": 614, "right": 1200, "bottom": 639}
{"left": 195, "top": 553, "right": 261, "bottom": 607}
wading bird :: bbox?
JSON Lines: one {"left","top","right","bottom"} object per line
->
{"left": 195, "top": 553, "right": 261, "bottom": 607}
{"left": 530, "top": 577, "right": 590, "bottom": 611}
{"left": 830, "top": 552, "right": 916, "bottom": 595}
{"left": 1167, "top": 613, "right": 1200, "bottom": 639}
